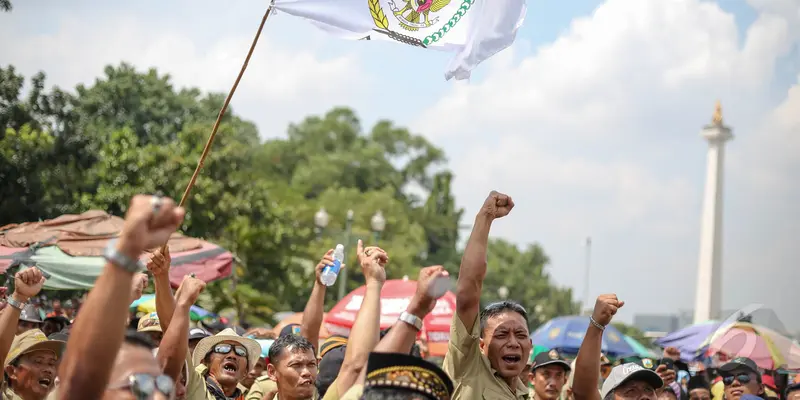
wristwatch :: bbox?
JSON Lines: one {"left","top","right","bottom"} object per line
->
{"left": 104, "top": 239, "right": 145, "bottom": 273}
{"left": 398, "top": 311, "right": 423, "bottom": 331}
{"left": 6, "top": 296, "right": 26, "bottom": 311}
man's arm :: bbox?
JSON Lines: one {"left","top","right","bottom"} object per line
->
{"left": 573, "top": 295, "right": 624, "bottom": 400}
{"left": 336, "top": 240, "right": 388, "bottom": 397}
{"left": 148, "top": 247, "right": 176, "bottom": 331}
{"left": 58, "top": 195, "right": 184, "bottom": 400}
{"left": 0, "top": 268, "right": 45, "bottom": 366}
{"left": 157, "top": 276, "right": 205, "bottom": 381}
{"left": 300, "top": 249, "right": 333, "bottom": 352}
{"left": 351, "top": 265, "right": 449, "bottom": 386}
{"left": 456, "top": 191, "right": 514, "bottom": 331}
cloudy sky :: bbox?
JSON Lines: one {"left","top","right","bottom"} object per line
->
{"left": 1, "top": 0, "right": 798, "bottom": 330}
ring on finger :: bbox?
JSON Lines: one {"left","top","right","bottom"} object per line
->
{"left": 365, "top": 249, "right": 372, "bottom": 256}
{"left": 150, "top": 195, "right": 163, "bottom": 216}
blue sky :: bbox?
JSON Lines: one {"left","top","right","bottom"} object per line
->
{"left": 2, "top": 0, "right": 799, "bottom": 331}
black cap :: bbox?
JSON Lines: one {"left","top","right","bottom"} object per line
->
{"left": 188, "top": 327, "right": 210, "bottom": 341}
{"left": 19, "top": 305, "right": 42, "bottom": 324}
{"left": 532, "top": 349, "right": 571, "bottom": 372}
{"left": 279, "top": 324, "right": 301, "bottom": 338}
{"left": 784, "top": 382, "right": 800, "bottom": 398}
{"left": 317, "top": 345, "right": 346, "bottom": 397}
{"left": 319, "top": 335, "right": 347, "bottom": 358}
{"left": 719, "top": 357, "right": 759, "bottom": 375}
{"left": 687, "top": 376, "right": 710, "bottom": 392}
{"left": 364, "top": 352, "right": 454, "bottom": 400}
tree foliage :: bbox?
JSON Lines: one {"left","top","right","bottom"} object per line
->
{"left": 0, "top": 63, "right": 577, "bottom": 327}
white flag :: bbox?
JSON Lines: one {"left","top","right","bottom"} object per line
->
{"left": 272, "top": 0, "right": 527, "bottom": 80}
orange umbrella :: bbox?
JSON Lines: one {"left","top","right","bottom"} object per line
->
{"left": 272, "top": 312, "right": 331, "bottom": 339}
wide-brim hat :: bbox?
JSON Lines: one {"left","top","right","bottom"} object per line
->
{"left": 6, "top": 329, "right": 66, "bottom": 367}
{"left": 532, "top": 349, "right": 571, "bottom": 372}
{"left": 192, "top": 328, "right": 261, "bottom": 370}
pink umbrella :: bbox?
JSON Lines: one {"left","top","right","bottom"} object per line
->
{"left": 324, "top": 278, "right": 456, "bottom": 343}
{"left": 708, "top": 323, "right": 800, "bottom": 370}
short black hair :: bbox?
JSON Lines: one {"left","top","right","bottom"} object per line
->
{"left": 124, "top": 330, "right": 156, "bottom": 350}
{"left": 479, "top": 301, "right": 528, "bottom": 337}
{"left": 362, "top": 386, "right": 436, "bottom": 400}
{"left": 268, "top": 334, "right": 315, "bottom": 364}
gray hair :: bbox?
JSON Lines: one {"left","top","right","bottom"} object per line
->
{"left": 604, "top": 391, "right": 615, "bottom": 400}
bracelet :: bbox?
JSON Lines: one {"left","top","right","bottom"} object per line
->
{"left": 589, "top": 316, "right": 605, "bottom": 331}
{"left": 6, "top": 296, "right": 26, "bottom": 311}
{"left": 104, "top": 239, "right": 145, "bottom": 273}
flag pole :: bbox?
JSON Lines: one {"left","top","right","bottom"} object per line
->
{"left": 176, "top": 2, "right": 274, "bottom": 208}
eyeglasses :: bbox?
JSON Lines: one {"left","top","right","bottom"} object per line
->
{"left": 213, "top": 343, "right": 248, "bottom": 358}
{"left": 108, "top": 373, "right": 174, "bottom": 400}
{"left": 722, "top": 374, "right": 753, "bottom": 385}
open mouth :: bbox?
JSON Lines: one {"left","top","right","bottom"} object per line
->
{"left": 299, "top": 379, "right": 313, "bottom": 386}
{"left": 222, "top": 361, "right": 238, "bottom": 375}
{"left": 38, "top": 377, "right": 52, "bottom": 388}
{"left": 502, "top": 355, "right": 521, "bottom": 364}
{"left": 730, "top": 389, "right": 743, "bottom": 397}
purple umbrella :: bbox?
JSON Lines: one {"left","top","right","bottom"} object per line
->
{"left": 654, "top": 321, "right": 721, "bottom": 361}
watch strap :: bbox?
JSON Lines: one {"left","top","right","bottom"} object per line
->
{"left": 398, "top": 311, "right": 423, "bottom": 331}
{"left": 104, "top": 239, "right": 145, "bottom": 273}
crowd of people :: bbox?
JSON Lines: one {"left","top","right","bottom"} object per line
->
{"left": 0, "top": 191, "right": 796, "bottom": 400}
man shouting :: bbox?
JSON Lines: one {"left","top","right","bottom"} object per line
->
{"left": 443, "top": 191, "right": 532, "bottom": 400}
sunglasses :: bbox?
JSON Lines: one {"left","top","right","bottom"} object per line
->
{"left": 213, "top": 343, "right": 248, "bottom": 358}
{"left": 108, "top": 373, "right": 174, "bottom": 400}
{"left": 722, "top": 374, "right": 753, "bottom": 385}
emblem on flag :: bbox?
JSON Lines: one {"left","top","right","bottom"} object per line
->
{"left": 368, "top": 0, "right": 474, "bottom": 47}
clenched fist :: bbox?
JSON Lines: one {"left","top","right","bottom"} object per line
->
{"left": 146, "top": 247, "right": 171, "bottom": 278}
{"left": 14, "top": 267, "right": 46, "bottom": 301}
{"left": 175, "top": 275, "right": 206, "bottom": 306}
{"left": 591, "top": 294, "right": 624, "bottom": 327}
{"left": 129, "top": 273, "right": 148, "bottom": 303}
{"left": 117, "top": 194, "right": 185, "bottom": 260}
{"left": 480, "top": 191, "right": 514, "bottom": 220}
{"left": 407, "top": 265, "right": 450, "bottom": 318}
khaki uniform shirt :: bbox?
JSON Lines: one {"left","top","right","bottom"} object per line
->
{"left": 338, "top": 384, "right": 363, "bottom": 400}
{"left": 442, "top": 313, "right": 530, "bottom": 400}
{"left": 245, "top": 376, "right": 277, "bottom": 400}
{"left": 2, "top": 384, "right": 23, "bottom": 400}
{"left": 246, "top": 375, "right": 319, "bottom": 400}
{"left": 185, "top": 355, "right": 246, "bottom": 400}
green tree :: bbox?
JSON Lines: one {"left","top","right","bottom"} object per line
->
{"left": 0, "top": 0, "right": 11, "bottom": 12}
{"left": 0, "top": 63, "right": 578, "bottom": 328}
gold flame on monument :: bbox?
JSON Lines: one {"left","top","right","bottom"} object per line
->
{"left": 712, "top": 100, "right": 723, "bottom": 125}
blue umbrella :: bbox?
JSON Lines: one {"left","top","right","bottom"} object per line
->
{"left": 530, "top": 316, "right": 635, "bottom": 356}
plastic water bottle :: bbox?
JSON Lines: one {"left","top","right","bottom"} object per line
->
{"left": 320, "top": 244, "right": 345, "bottom": 286}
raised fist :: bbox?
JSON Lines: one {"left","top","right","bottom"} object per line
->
{"left": 480, "top": 191, "right": 514, "bottom": 219}
{"left": 408, "top": 265, "right": 449, "bottom": 317}
{"left": 117, "top": 195, "right": 185, "bottom": 260}
{"left": 146, "top": 246, "right": 171, "bottom": 278}
{"left": 175, "top": 275, "right": 206, "bottom": 306}
{"left": 356, "top": 239, "right": 388, "bottom": 285}
{"left": 591, "top": 294, "right": 624, "bottom": 327}
{"left": 14, "top": 268, "right": 46, "bottom": 300}
{"left": 129, "top": 273, "right": 148, "bottom": 302}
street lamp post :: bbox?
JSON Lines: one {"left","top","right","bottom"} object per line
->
{"left": 371, "top": 211, "right": 386, "bottom": 242}
{"left": 338, "top": 210, "right": 354, "bottom": 300}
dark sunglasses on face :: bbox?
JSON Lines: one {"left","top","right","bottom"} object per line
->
{"left": 722, "top": 374, "right": 753, "bottom": 385}
{"left": 108, "top": 373, "right": 174, "bottom": 400}
{"left": 213, "top": 343, "right": 248, "bottom": 358}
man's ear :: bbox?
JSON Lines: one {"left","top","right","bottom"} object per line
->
{"left": 267, "top": 363, "right": 278, "bottom": 381}
{"left": 479, "top": 338, "right": 486, "bottom": 354}
{"left": 4, "top": 365, "right": 16, "bottom": 381}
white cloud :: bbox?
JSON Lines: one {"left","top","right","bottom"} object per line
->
{"left": 416, "top": 0, "right": 800, "bottom": 325}
{"left": 0, "top": 10, "right": 368, "bottom": 137}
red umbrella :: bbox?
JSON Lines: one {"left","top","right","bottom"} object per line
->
{"left": 323, "top": 278, "right": 456, "bottom": 345}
